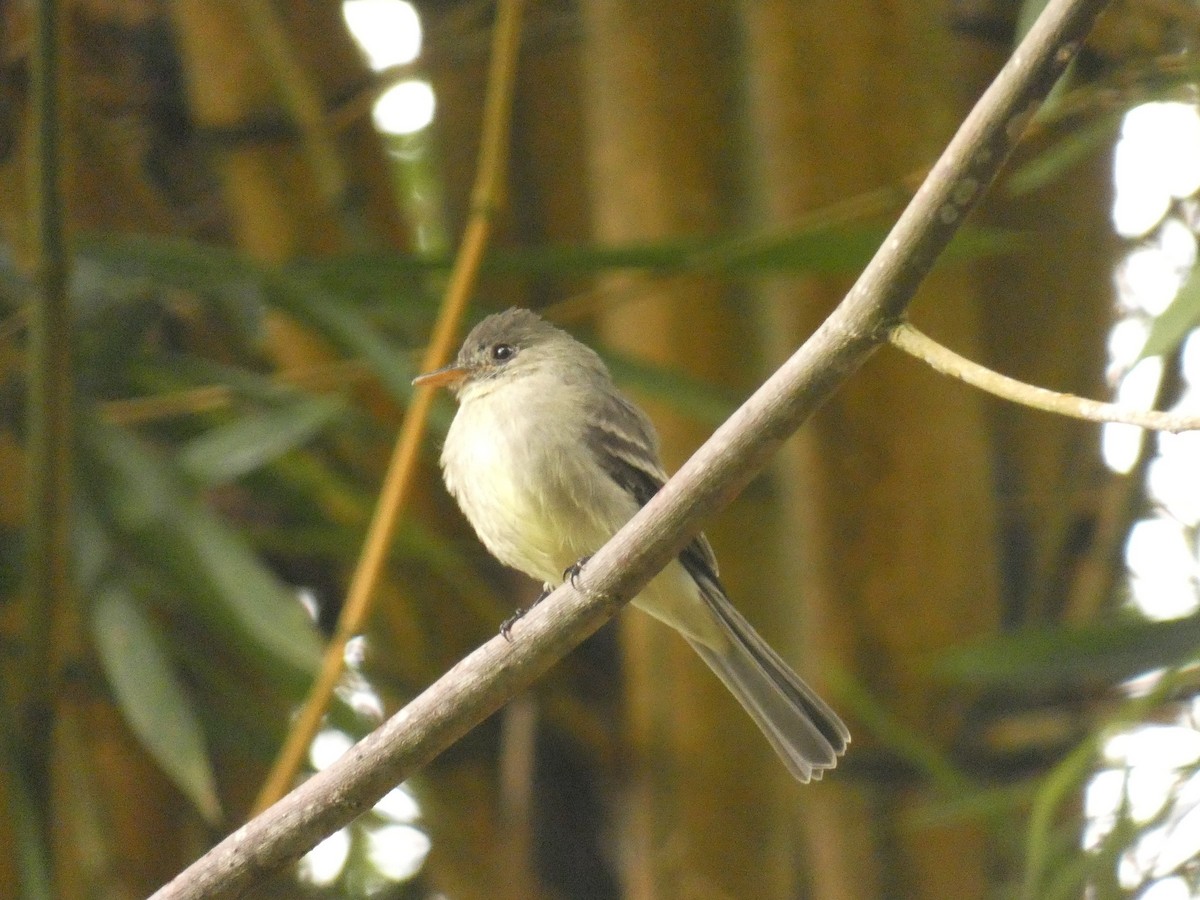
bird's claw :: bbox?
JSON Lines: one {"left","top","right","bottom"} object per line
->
{"left": 499, "top": 608, "right": 525, "bottom": 642}
{"left": 499, "top": 564, "right": 588, "bottom": 641}
{"left": 564, "top": 555, "right": 592, "bottom": 590}
{"left": 499, "top": 584, "right": 554, "bottom": 641}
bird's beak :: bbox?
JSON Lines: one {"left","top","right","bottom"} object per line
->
{"left": 413, "top": 363, "right": 470, "bottom": 389}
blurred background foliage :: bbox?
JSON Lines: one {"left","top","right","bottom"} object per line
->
{"left": 3, "top": 0, "right": 1200, "bottom": 898}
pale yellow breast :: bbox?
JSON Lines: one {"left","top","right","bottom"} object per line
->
{"left": 441, "top": 374, "right": 724, "bottom": 650}
{"left": 442, "top": 382, "right": 603, "bottom": 584}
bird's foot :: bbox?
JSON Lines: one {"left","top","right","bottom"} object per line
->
{"left": 499, "top": 564, "right": 589, "bottom": 642}
{"left": 499, "top": 608, "right": 525, "bottom": 642}
{"left": 499, "top": 584, "right": 554, "bottom": 642}
{"left": 564, "top": 556, "right": 592, "bottom": 590}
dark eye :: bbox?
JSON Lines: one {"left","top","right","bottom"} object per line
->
{"left": 491, "top": 343, "right": 516, "bottom": 362}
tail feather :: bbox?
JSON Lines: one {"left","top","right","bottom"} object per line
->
{"left": 688, "top": 578, "right": 849, "bottom": 783}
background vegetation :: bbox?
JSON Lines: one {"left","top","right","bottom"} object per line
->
{"left": 2, "top": 0, "right": 1199, "bottom": 897}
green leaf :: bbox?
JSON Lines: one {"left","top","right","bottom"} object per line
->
{"left": 0, "top": 689, "right": 53, "bottom": 900}
{"left": 828, "top": 667, "right": 969, "bottom": 792}
{"left": 935, "top": 613, "right": 1200, "bottom": 689}
{"left": 0, "top": 524, "right": 24, "bottom": 599}
{"left": 77, "top": 235, "right": 423, "bottom": 403}
{"left": 72, "top": 497, "right": 114, "bottom": 596}
{"left": 78, "top": 234, "right": 258, "bottom": 291}
{"left": 907, "top": 781, "right": 1038, "bottom": 829}
{"left": 260, "top": 272, "right": 421, "bottom": 404}
{"left": 82, "top": 227, "right": 1017, "bottom": 299}
{"left": 178, "top": 394, "right": 347, "bottom": 487}
{"left": 82, "top": 418, "right": 322, "bottom": 693}
{"left": 299, "top": 224, "right": 1016, "bottom": 279}
{"left": 153, "top": 354, "right": 311, "bottom": 405}
{"left": 603, "top": 351, "right": 739, "bottom": 426}
{"left": 1140, "top": 265, "right": 1200, "bottom": 360}
{"left": 1023, "top": 737, "right": 1101, "bottom": 898}
{"left": 1005, "top": 114, "right": 1122, "bottom": 197}
{"left": 1015, "top": 0, "right": 1051, "bottom": 42}
{"left": 91, "top": 585, "right": 222, "bottom": 822}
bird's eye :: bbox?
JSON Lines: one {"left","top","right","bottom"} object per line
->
{"left": 491, "top": 343, "right": 516, "bottom": 362}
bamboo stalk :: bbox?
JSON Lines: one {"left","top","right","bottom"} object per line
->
{"left": 251, "top": 0, "right": 527, "bottom": 815}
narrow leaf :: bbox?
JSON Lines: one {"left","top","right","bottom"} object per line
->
{"left": 77, "top": 236, "right": 422, "bottom": 402}
{"left": 91, "top": 585, "right": 222, "bottom": 822}
{"left": 176, "top": 508, "right": 324, "bottom": 678}
{"left": 262, "top": 273, "right": 420, "bottom": 403}
{"left": 78, "top": 234, "right": 257, "bottom": 290}
{"left": 1005, "top": 114, "right": 1121, "bottom": 197}
{"left": 178, "top": 394, "right": 347, "bottom": 487}
{"left": 603, "top": 351, "right": 739, "bottom": 426}
{"left": 1140, "top": 265, "right": 1200, "bottom": 360}
{"left": 82, "top": 227, "right": 1016, "bottom": 293}
{"left": 935, "top": 613, "right": 1200, "bottom": 689}
{"left": 0, "top": 691, "right": 53, "bottom": 900}
{"left": 82, "top": 418, "right": 322, "bottom": 691}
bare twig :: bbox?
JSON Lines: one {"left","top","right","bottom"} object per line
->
{"left": 250, "top": 0, "right": 526, "bottom": 815}
{"left": 100, "top": 360, "right": 371, "bottom": 425}
{"left": 150, "top": 0, "right": 1111, "bottom": 897}
{"left": 890, "top": 322, "right": 1200, "bottom": 432}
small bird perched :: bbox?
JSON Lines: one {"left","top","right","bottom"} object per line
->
{"left": 415, "top": 307, "right": 848, "bottom": 782}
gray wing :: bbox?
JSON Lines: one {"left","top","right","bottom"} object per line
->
{"left": 583, "top": 388, "right": 849, "bottom": 782}
{"left": 581, "top": 390, "right": 720, "bottom": 579}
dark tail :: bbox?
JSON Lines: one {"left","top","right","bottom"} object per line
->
{"left": 686, "top": 576, "right": 849, "bottom": 783}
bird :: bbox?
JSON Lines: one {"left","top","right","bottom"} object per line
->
{"left": 414, "top": 307, "right": 848, "bottom": 782}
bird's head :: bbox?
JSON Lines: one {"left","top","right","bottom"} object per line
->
{"left": 413, "top": 308, "right": 602, "bottom": 398}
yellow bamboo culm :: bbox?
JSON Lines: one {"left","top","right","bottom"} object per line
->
{"left": 252, "top": 0, "right": 527, "bottom": 815}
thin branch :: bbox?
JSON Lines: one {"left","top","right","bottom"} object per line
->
{"left": 250, "top": 0, "right": 526, "bottom": 815}
{"left": 100, "top": 360, "right": 371, "bottom": 425}
{"left": 150, "top": 0, "right": 1111, "bottom": 896}
{"left": 890, "top": 322, "right": 1200, "bottom": 432}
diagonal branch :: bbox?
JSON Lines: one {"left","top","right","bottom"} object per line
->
{"left": 149, "top": 0, "right": 1112, "bottom": 896}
